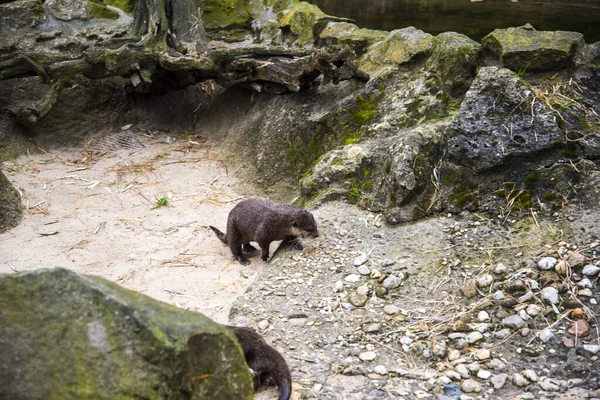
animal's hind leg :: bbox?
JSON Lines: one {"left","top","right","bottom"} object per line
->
{"left": 229, "top": 229, "right": 250, "bottom": 265}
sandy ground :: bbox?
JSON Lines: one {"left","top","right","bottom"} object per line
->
{"left": 0, "top": 130, "right": 269, "bottom": 324}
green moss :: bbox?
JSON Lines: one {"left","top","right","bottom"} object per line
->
{"left": 451, "top": 180, "right": 479, "bottom": 207}
{"left": 523, "top": 173, "right": 538, "bottom": 187}
{"left": 202, "top": 0, "right": 253, "bottom": 29}
{"left": 384, "top": 161, "right": 392, "bottom": 173}
{"left": 104, "top": 0, "right": 135, "bottom": 12}
{"left": 543, "top": 192, "right": 556, "bottom": 202}
{"left": 362, "top": 180, "right": 373, "bottom": 191}
{"left": 87, "top": 1, "right": 120, "bottom": 19}
{"left": 563, "top": 149, "right": 579, "bottom": 160}
{"left": 350, "top": 95, "right": 378, "bottom": 126}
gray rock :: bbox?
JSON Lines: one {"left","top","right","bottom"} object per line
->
{"left": 538, "top": 378, "right": 561, "bottom": 391}
{"left": 334, "top": 280, "right": 344, "bottom": 292}
{"left": 482, "top": 24, "right": 584, "bottom": 71}
{"left": 583, "top": 345, "right": 600, "bottom": 354}
{"left": 456, "top": 364, "right": 470, "bottom": 378}
{"left": 383, "top": 305, "right": 400, "bottom": 315}
{"left": 519, "top": 291, "right": 534, "bottom": 303}
{"left": 349, "top": 292, "right": 368, "bottom": 307}
{"left": 488, "top": 359, "right": 506, "bottom": 370}
{"left": 467, "top": 331, "right": 484, "bottom": 344}
{"left": 491, "top": 373, "right": 508, "bottom": 389}
{"left": 521, "top": 369, "right": 539, "bottom": 382}
{"left": 477, "top": 311, "right": 490, "bottom": 322}
{"left": 357, "top": 265, "right": 371, "bottom": 275}
{"left": 477, "top": 274, "right": 493, "bottom": 288}
{"left": 354, "top": 254, "right": 369, "bottom": 266}
{"left": 579, "top": 288, "right": 593, "bottom": 297}
{"left": 477, "top": 369, "right": 492, "bottom": 379}
{"left": 502, "top": 315, "right": 527, "bottom": 329}
{"left": 555, "top": 260, "right": 568, "bottom": 276}
{"left": 257, "top": 320, "right": 270, "bottom": 330}
{"left": 433, "top": 342, "right": 448, "bottom": 358}
{"left": 46, "top": 0, "right": 89, "bottom": 21}
{"left": 493, "top": 291, "right": 505, "bottom": 300}
{"left": 0, "top": 0, "right": 46, "bottom": 29}
{"left": 582, "top": 264, "right": 600, "bottom": 277}
{"left": 538, "top": 257, "right": 557, "bottom": 270}
{"left": 461, "top": 379, "right": 482, "bottom": 393}
{"left": 449, "top": 67, "right": 562, "bottom": 172}
{"left": 567, "top": 252, "right": 586, "bottom": 267}
{"left": 382, "top": 274, "right": 404, "bottom": 289}
{"left": 526, "top": 304, "right": 541, "bottom": 317}
{"left": 495, "top": 329, "right": 511, "bottom": 339}
{"left": 448, "top": 349, "right": 461, "bottom": 361}
{"left": 344, "top": 274, "right": 361, "bottom": 283}
{"left": 578, "top": 278, "right": 593, "bottom": 288}
{"left": 319, "top": 22, "right": 388, "bottom": 55}
{"left": 539, "top": 329, "right": 554, "bottom": 343}
{"left": 512, "top": 372, "right": 530, "bottom": 387}
{"left": 373, "top": 365, "right": 388, "bottom": 375}
{"left": 541, "top": 287, "right": 559, "bottom": 304}
{"left": 359, "top": 351, "right": 377, "bottom": 361}
{"left": 363, "top": 323, "right": 381, "bottom": 333}
{"left": 474, "top": 349, "right": 491, "bottom": 361}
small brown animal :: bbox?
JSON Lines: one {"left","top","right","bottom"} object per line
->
{"left": 210, "top": 198, "right": 319, "bottom": 265}
{"left": 227, "top": 325, "right": 291, "bottom": 400}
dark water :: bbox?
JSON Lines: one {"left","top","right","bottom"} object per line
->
{"left": 311, "top": 0, "right": 600, "bottom": 42}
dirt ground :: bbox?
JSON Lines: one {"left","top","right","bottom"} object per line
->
{"left": 0, "top": 130, "right": 267, "bottom": 324}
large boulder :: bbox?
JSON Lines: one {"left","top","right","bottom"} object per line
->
{"left": 0, "top": 268, "right": 254, "bottom": 400}
{"left": 318, "top": 22, "right": 388, "bottom": 55}
{"left": 448, "top": 66, "right": 562, "bottom": 172}
{"left": 0, "top": 170, "right": 22, "bottom": 233}
{"left": 0, "top": 0, "right": 46, "bottom": 30}
{"left": 482, "top": 24, "right": 584, "bottom": 72}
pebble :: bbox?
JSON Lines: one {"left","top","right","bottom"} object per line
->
{"left": 519, "top": 309, "right": 530, "bottom": 321}
{"left": 448, "top": 349, "right": 461, "bottom": 361}
{"left": 520, "top": 328, "right": 530, "bottom": 336}
{"left": 477, "top": 311, "right": 490, "bottom": 322}
{"left": 474, "top": 349, "right": 491, "bottom": 361}
{"left": 579, "top": 288, "right": 593, "bottom": 297}
{"left": 444, "top": 370, "right": 462, "bottom": 380}
{"left": 488, "top": 359, "right": 506, "bottom": 370}
{"left": 539, "top": 379, "right": 560, "bottom": 391}
{"left": 526, "top": 304, "right": 541, "bottom": 317}
{"left": 477, "top": 274, "right": 493, "bottom": 287}
{"left": 357, "top": 265, "right": 370, "bottom": 275}
{"left": 344, "top": 274, "right": 361, "bottom": 283}
{"left": 468, "top": 362, "right": 481, "bottom": 373}
{"left": 491, "top": 373, "right": 508, "bottom": 389}
{"left": 349, "top": 292, "right": 368, "bottom": 307}
{"left": 521, "top": 369, "right": 539, "bottom": 382}
{"left": 370, "top": 269, "right": 382, "bottom": 279}
{"left": 578, "top": 278, "right": 593, "bottom": 288}
{"left": 494, "top": 263, "right": 507, "bottom": 274}
{"left": 467, "top": 331, "right": 484, "bottom": 344}
{"left": 456, "top": 364, "right": 469, "bottom": 378}
{"left": 541, "top": 287, "right": 559, "bottom": 304}
{"left": 364, "top": 323, "right": 381, "bottom": 333}
{"left": 357, "top": 284, "right": 370, "bottom": 296}
{"left": 582, "top": 264, "right": 600, "bottom": 276}
{"left": 354, "top": 254, "right": 368, "bottom": 266}
{"left": 539, "top": 329, "right": 554, "bottom": 343}
{"left": 567, "top": 252, "right": 586, "bottom": 267}
{"left": 583, "top": 345, "right": 600, "bottom": 354}
{"left": 433, "top": 343, "right": 448, "bottom": 358}
{"left": 555, "top": 260, "right": 568, "bottom": 276}
{"left": 503, "top": 315, "right": 527, "bottom": 329}
{"left": 462, "top": 379, "right": 482, "bottom": 393}
{"left": 400, "top": 336, "right": 414, "bottom": 346}
{"left": 257, "top": 320, "right": 270, "bottom": 330}
{"left": 334, "top": 280, "right": 344, "bottom": 292}
{"left": 383, "top": 304, "right": 400, "bottom": 315}
{"left": 382, "top": 274, "right": 403, "bottom": 289}
{"left": 568, "top": 319, "right": 590, "bottom": 337}
{"left": 373, "top": 365, "right": 388, "bottom": 375}
{"left": 381, "top": 259, "right": 395, "bottom": 267}
{"left": 561, "top": 337, "right": 575, "bottom": 348}
{"left": 359, "top": 351, "right": 377, "bottom": 361}
{"left": 477, "top": 369, "right": 492, "bottom": 379}
{"left": 493, "top": 291, "right": 505, "bottom": 300}
{"left": 512, "top": 372, "right": 530, "bottom": 387}
{"left": 506, "top": 279, "right": 526, "bottom": 293}
{"left": 461, "top": 279, "right": 478, "bottom": 298}
{"left": 538, "top": 257, "right": 557, "bottom": 270}
{"left": 495, "top": 329, "right": 511, "bottom": 339}
{"left": 518, "top": 291, "right": 534, "bottom": 302}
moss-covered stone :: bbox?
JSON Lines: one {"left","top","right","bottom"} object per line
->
{"left": 482, "top": 24, "right": 584, "bottom": 72}
{"left": 203, "top": 0, "right": 255, "bottom": 29}
{"left": 104, "top": 0, "right": 135, "bottom": 13}
{"left": 360, "top": 27, "right": 433, "bottom": 74}
{"left": 0, "top": 268, "right": 254, "bottom": 399}
{"left": 88, "top": 0, "right": 120, "bottom": 19}
{"left": 0, "top": 170, "right": 22, "bottom": 233}
{"left": 279, "top": 1, "right": 351, "bottom": 47}
{"left": 319, "top": 22, "right": 388, "bottom": 55}
{"left": 0, "top": 0, "right": 46, "bottom": 27}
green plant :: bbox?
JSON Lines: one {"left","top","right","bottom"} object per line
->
{"left": 151, "top": 196, "right": 171, "bottom": 210}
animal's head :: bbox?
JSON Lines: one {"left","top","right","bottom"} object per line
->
{"left": 292, "top": 210, "right": 319, "bottom": 239}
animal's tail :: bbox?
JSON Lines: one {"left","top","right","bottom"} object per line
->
{"left": 274, "top": 350, "right": 292, "bottom": 400}
{"left": 209, "top": 226, "right": 228, "bottom": 244}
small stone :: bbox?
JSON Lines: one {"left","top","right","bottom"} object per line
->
{"left": 526, "top": 304, "right": 541, "bottom": 317}
{"left": 520, "top": 328, "right": 530, "bottom": 336}
{"left": 468, "top": 362, "right": 481, "bottom": 373}
{"left": 375, "top": 287, "right": 387, "bottom": 297}
{"left": 477, "top": 274, "right": 493, "bottom": 288}
{"left": 538, "top": 257, "right": 557, "bottom": 270}
{"left": 354, "top": 254, "right": 368, "bottom": 266}
{"left": 539, "top": 378, "right": 561, "bottom": 391}
{"left": 492, "top": 373, "right": 508, "bottom": 389}
{"left": 477, "top": 369, "right": 492, "bottom": 379}
{"left": 400, "top": 336, "right": 413, "bottom": 346}
{"left": 541, "top": 287, "right": 559, "bottom": 304}
{"left": 462, "top": 379, "right": 482, "bottom": 393}
{"left": 502, "top": 315, "right": 527, "bottom": 329}
{"left": 591, "top": 298, "right": 597, "bottom": 305}
{"left": 493, "top": 291, "right": 505, "bottom": 300}
{"left": 349, "top": 292, "right": 368, "bottom": 307}
{"left": 495, "top": 329, "right": 511, "bottom": 339}
{"left": 381, "top": 259, "right": 395, "bottom": 267}
{"left": 461, "top": 278, "right": 478, "bottom": 298}
{"left": 433, "top": 343, "right": 448, "bottom": 358}
{"left": 359, "top": 351, "right": 377, "bottom": 361}
{"left": 344, "top": 274, "right": 361, "bottom": 283}
{"left": 567, "top": 252, "right": 586, "bottom": 267}
{"left": 539, "top": 329, "right": 554, "bottom": 343}
{"left": 519, "top": 309, "right": 530, "bottom": 321}
{"left": 456, "top": 339, "right": 468, "bottom": 349}
{"left": 583, "top": 345, "right": 600, "bottom": 354}
{"left": 357, "top": 284, "right": 370, "bottom": 296}
{"left": 512, "top": 372, "right": 530, "bottom": 387}
{"left": 370, "top": 269, "right": 382, "bottom": 279}
{"left": 494, "top": 263, "right": 507, "bottom": 274}
{"left": 568, "top": 319, "right": 590, "bottom": 337}
{"left": 373, "top": 365, "right": 388, "bottom": 375}
{"left": 456, "top": 364, "right": 469, "bottom": 378}
{"left": 477, "top": 311, "right": 490, "bottom": 322}
{"left": 561, "top": 337, "right": 575, "bottom": 348}
{"left": 383, "top": 304, "right": 400, "bottom": 315}
{"left": 521, "top": 369, "right": 539, "bottom": 382}
{"left": 578, "top": 278, "right": 593, "bottom": 288}
{"left": 471, "top": 323, "right": 489, "bottom": 333}
{"left": 444, "top": 370, "right": 462, "bottom": 381}
{"left": 474, "top": 349, "right": 491, "bottom": 361}
{"left": 467, "top": 331, "right": 484, "bottom": 344}
{"left": 555, "top": 260, "right": 569, "bottom": 276}
{"left": 582, "top": 264, "right": 600, "bottom": 276}
{"left": 334, "top": 280, "right": 344, "bottom": 292}
{"left": 364, "top": 323, "right": 381, "bottom": 333}
{"left": 358, "top": 265, "right": 370, "bottom": 275}
{"left": 382, "top": 274, "right": 403, "bottom": 289}
{"left": 518, "top": 291, "right": 534, "bottom": 303}
{"left": 257, "top": 320, "right": 270, "bottom": 330}
{"left": 488, "top": 359, "right": 506, "bottom": 370}
{"left": 579, "top": 288, "right": 593, "bottom": 297}
{"left": 448, "top": 349, "right": 461, "bottom": 361}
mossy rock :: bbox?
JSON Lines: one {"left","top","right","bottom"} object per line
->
{"left": 319, "top": 22, "right": 388, "bottom": 55}
{"left": 482, "top": 24, "right": 584, "bottom": 72}
{"left": 104, "top": 0, "right": 135, "bottom": 13}
{"left": 279, "top": 1, "right": 351, "bottom": 47}
{"left": 87, "top": 0, "right": 119, "bottom": 19}
{"left": 0, "top": 170, "right": 22, "bottom": 233}
{"left": 203, "top": 0, "right": 255, "bottom": 29}
{"left": 0, "top": 268, "right": 254, "bottom": 399}
{"left": 0, "top": 0, "right": 46, "bottom": 27}
{"left": 360, "top": 27, "right": 433, "bottom": 74}
{"left": 426, "top": 31, "right": 481, "bottom": 97}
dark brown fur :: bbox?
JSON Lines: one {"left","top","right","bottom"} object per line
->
{"left": 227, "top": 326, "right": 292, "bottom": 400}
{"left": 210, "top": 198, "right": 319, "bottom": 265}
